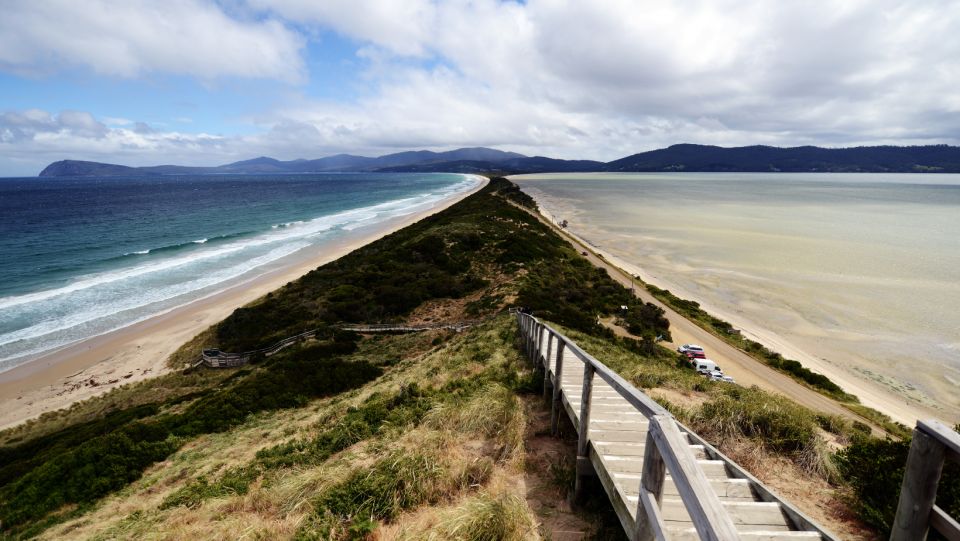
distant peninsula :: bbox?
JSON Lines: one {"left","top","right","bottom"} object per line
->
{"left": 39, "top": 143, "right": 960, "bottom": 177}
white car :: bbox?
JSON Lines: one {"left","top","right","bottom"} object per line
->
{"left": 710, "top": 372, "right": 736, "bottom": 383}
{"left": 678, "top": 344, "right": 704, "bottom": 354}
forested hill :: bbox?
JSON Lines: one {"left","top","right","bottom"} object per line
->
{"left": 38, "top": 144, "right": 960, "bottom": 176}
{"left": 605, "top": 144, "right": 960, "bottom": 173}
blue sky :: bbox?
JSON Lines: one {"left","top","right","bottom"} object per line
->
{"left": 1, "top": 0, "right": 959, "bottom": 176}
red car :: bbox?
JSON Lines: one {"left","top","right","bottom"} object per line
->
{"left": 684, "top": 350, "right": 707, "bottom": 361}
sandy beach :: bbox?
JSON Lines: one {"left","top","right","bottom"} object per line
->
{"left": 0, "top": 176, "right": 487, "bottom": 432}
{"left": 524, "top": 192, "right": 942, "bottom": 428}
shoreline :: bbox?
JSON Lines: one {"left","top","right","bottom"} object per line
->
{"left": 0, "top": 176, "right": 487, "bottom": 432}
{"left": 521, "top": 186, "right": 941, "bottom": 427}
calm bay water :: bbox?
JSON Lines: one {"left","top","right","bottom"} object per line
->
{"left": 515, "top": 172, "right": 960, "bottom": 415}
{"left": 0, "top": 173, "right": 480, "bottom": 371}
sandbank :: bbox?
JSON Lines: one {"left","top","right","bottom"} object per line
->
{"left": 524, "top": 189, "right": 942, "bottom": 427}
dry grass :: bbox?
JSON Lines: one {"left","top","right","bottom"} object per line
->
{"left": 424, "top": 383, "right": 526, "bottom": 467}
{"left": 36, "top": 316, "right": 540, "bottom": 541}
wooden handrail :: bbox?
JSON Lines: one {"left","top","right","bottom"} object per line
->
{"left": 891, "top": 420, "right": 960, "bottom": 541}
{"left": 645, "top": 415, "right": 741, "bottom": 541}
{"left": 515, "top": 312, "right": 742, "bottom": 540}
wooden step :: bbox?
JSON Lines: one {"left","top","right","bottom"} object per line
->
{"left": 603, "top": 458, "right": 729, "bottom": 478}
{"left": 659, "top": 499, "right": 792, "bottom": 531}
{"left": 568, "top": 404, "right": 647, "bottom": 415}
{"left": 588, "top": 430, "right": 648, "bottom": 443}
{"left": 665, "top": 528, "right": 822, "bottom": 540}
{"left": 595, "top": 442, "right": 706, "bottom": 459}
{"left": 615, "top": 475, "right": 753, "bottom": 500}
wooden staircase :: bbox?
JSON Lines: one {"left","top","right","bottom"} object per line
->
{"left": 516, "top": 311, "right": 835, "bottom": 541}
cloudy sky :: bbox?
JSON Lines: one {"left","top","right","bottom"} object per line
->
{"left": 1, "top": 0, "right": 958, "bottom": 176}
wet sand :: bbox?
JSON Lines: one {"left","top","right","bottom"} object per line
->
{"left": 526, "top": 193, "right": 944, "bottom": 427}
{"left": 0, "top": 177, "right": 487, "bottom": 431}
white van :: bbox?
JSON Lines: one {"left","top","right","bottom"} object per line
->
{"left": 693, "top": 359, "right": 719, "bottom": 375}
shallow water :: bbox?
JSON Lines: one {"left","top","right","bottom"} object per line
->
{"left": 515, "top": 172, "right": 960, "bottom": 416}
{"left": 0, "top": 173, "right": 480, "bottom": 370}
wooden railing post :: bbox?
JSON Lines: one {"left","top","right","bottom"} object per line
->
{"left": 646, "top": 415, "right": 741, "bottom": 541}
{"left": 550, "top": 341, "right": 566, "bottom": 435}
{"left": 635, "top": 430, "right": 666, "bottom": 541}
{"left": 524, "top": 317, "right": 532, "bottom": 358}
{"left": 536, "top": 323, "right": 545, "bottom": 364}
{"left": 527, "top": 319, "right": 535, "bottom": 359}
{"left": 574, "top": 362, "right": 596, "bottom": 502}
{"left": 890, "top": 425, "right": 946, "bottom": 541}
{"left": 542, "top": 332, "right": 554, "bottom": 399}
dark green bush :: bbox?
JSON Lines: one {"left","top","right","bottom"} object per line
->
{"left": 837, "top": 428, "right": 960, "bottom": 535}
{"left": 0, "top": 350, "right": 381, "bottom": 533}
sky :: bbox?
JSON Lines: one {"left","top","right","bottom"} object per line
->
{"left": 1, "top": 0, "right": 959, "bottom": 176}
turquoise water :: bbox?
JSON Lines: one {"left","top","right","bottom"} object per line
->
{"left": 515, "top": 172, "right": 960, "bottom": 415}
{"left": 0, "top": 173, "right": 480, "bottom": 370}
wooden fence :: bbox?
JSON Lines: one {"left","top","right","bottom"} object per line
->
{"left": 516, "top": 311, "right": 834, "bottom": 540}
{"left": 890, "top": 420, "right": 960, "bottom": 541}
{"left": 198, "top": 320, "right": 479, "bottom": 368}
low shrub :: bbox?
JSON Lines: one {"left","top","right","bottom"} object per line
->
{"left": 693, "top": 386, "right": 818, "bottom": 455}
{"left": 836, "top": 428, "right": 960, "bottom": 535}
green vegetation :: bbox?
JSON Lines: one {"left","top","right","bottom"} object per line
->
{"left": 0, "top": 335, "right": 379, "bottom": 535}
{"left": 432, "top": 491, "right": 538, "bottom": 541}
{"left": 0, "top": 176, "right": 940, "bottom": 540}
{"left": 837, "top": 427, "right": 960, "bottom": 534}
{"left": 3, "top": 177, "right": 670, "bottom": 538}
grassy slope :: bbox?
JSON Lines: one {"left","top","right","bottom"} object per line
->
{"left": 0, "top": 177, "right": 938, "bottom": 540}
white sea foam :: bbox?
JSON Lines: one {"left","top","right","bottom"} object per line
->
{"left": 0, "top": 174, "right": 482, "bottom": 369}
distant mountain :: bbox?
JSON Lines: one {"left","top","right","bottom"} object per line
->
{"left": 379, "top": 156, "right": 605, "bottom": 174}
{"left": 38, "top": 147, "right": 528, "bottom": 177}
{"left": 39, "top": 160, "right": 144, "bottom": 177}
{"left": 607, "top": 144, "right": 960, "bottom": 173}
{"left": 38, "top": 144, "right": 960, "bottom": 177}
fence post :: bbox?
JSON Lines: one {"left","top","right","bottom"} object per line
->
{"left": 520, "top": 315, "right": 526, "bottom": 350}
{"left": 527, "top": 319, "right": 535, "bottom": 359}
{"left": 543, "top": 331, "right": 554, "bottom": 398}
{"left": 550, "top": 341, "right": 566, "bottom": 435}
{"left": 536, "top": 323, "right": 545, "bottom": 364}
{"left": 574, "top": 362, "right": 596, "bottom": 502}
{"left": 635, "top": 430, "right": 666, "bottom": 541}
{"left": 890, "top": 426, "right": 946, "bottom": 541}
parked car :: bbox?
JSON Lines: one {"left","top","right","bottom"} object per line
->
{"left": 678, "top": 344, "right": 704, "bottom": 354}
{"left": 684, "top": 351, "right": 707, "bottom": 360}
{"left": 693, "top": 359, "right": 719, "bottom": 375}
{"left": 714, "top": 374, "right": 736, "bottom": 383}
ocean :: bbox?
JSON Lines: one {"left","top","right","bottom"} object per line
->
{"left": 515, "top": 172, "right": 960, "bottom": 418}
{"left": 0, "top": 173, "right": 480, "bottom": 371}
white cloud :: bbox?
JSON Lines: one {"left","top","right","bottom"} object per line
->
{"left": 0, "top": 0, "right": 305, "bottom": 81}
{"left": 0, "top": 109, "right": 242, "bottom": 175}
{"left": 242, "top": 0, "right": 960, "bottom": 159}
{"left": 3, "top": 0, "right": 960, "bottom": 175}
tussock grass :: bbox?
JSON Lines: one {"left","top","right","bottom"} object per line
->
{"left": 428, "top": 491, "right": 538, "bottom": 541}
{"left": 425, "top": 383, "right": 526, "bottom": 465}
{"left": 690, "top": 386, "right": 839, "bottom": 480}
